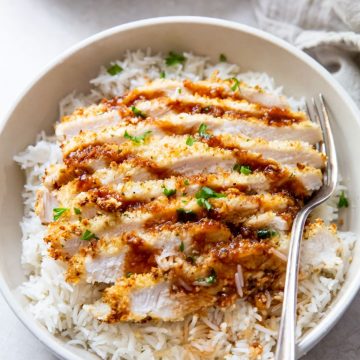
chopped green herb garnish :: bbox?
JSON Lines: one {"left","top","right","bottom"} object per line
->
{"left": 195, "top": 186, "right": 226, "bottom": 210}
{"left": 81, "top": 230, "right": 99, "bottom": 241}
{"left": 205, "top": 269, "right": 217, "bottom": 284}
{"left": 74, "top": 208, "right": 81, "bottom": 215}
{"left": 219, "top": 53, "right": 227, "bottom": 62}
{"left": 124, "top": 130, "right": 152, "bottom": 144}
{"left": 165, "top": 51, "right": 186, "bottom": 66}
{"left": 197, "top": 198, "right": 212, "bottom": 210}
{"left": 198, "top": 123, "right": 211, "bottom": 139}
{"left": 163, "top": 187, "right": 177, "bottom": 197}
{"left": 197, "top": 268, "right": 217, "bottom": 285}
{"left": 233, "top": 164, "right": 252, "bottom": 175}
{"left": 257, "top": 229, "right": 278, "bottom": 239}
{"left": 196, "top": 186, "right": 226, "bottom": 200}
{"left": 179, "top": 241, "right": 185, "bottom": 252}
{"left": 107, "top": 64, "right": 123, "bottom": 76}
{"left": 126, "top": 272, "right": 133, "bottom": 278}
{"left": 230, "top": 77, "right": 240, "bottom": 91}
{"left": 176, "top": 208, "right": 197, "bottom": 222}
{"left": 130, "top": 105, "right": 147, "bottom": 119}
{"left": 186, "top": 135, "right": 195, "bottom": 146}
{"left": 160, "top": 71, "right": 166, "bottom": 79}
{"left": 338, "top": 191, "right": 349, "bottom": 208}
{"left": 177, "top": 88, "right": 182, "bottom": 94}
{"left": 184, "top": 179, "right": 190, "bottom": 186}
{"left": 53, "top": 208, "right": 69, "bottom": 221}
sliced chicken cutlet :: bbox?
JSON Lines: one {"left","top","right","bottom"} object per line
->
{"left": 58, "top": 108, "right": 321, "bottom": 145}
{"left": 125, "top": 78, "right": 291, "bottom": 109}
{"left": 37, "top": 76, "right": 331, "bottom": 323}
{"left": 62, "top": 125, "right": 325, "bottom": 169}
{"left": 41, "top": 159, "right": 322, "bottom": 209}
{"left": 38, "top": 169, "right": 314, "bottom": 225}
{"left": 85, "top": 220, "right": 339, "bottom": 323}
{"left": 124, "top": 78, "right": 304, "bottom": 122}
{"left": 66, "top": 219, "right": 232, "bottom": 284}
{"left": 39, "top": 171, "right": 272, "bottom": 223}
{"left": 85, "top": 242, "right": 284, "bottom": 323}
{"left": 67, "top": 217, "right": 291, "bottom": 288}
{"left": 57, "top": 78, "right": 321, "bottom": 143}
{"left": 44, "top": 189, "right": 297, "bottom": 261}
{"left": 85, "top": 271, "right": 217, "bottom": 323}
{"left": 43, "top": 151, "right": 322, "bottom": 202}
{"left": 61, "top": 136, "right": 323, "bottom": 201}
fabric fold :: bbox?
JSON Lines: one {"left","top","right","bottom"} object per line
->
{"left": 255, "top": 0, "right": 360, "bottom": 107}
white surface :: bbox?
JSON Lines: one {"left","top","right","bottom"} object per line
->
{"left": 0, "top": 1, "right": 359, "bottom": 360}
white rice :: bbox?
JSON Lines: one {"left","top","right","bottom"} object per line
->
{"left": 14, "top": 49, "right": 355, "bottom": 360}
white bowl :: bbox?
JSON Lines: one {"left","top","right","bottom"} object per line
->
{"left": 1, "top": 16, "right": 359, "bottom": 360}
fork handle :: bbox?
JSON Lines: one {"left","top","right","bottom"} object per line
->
{"left": 275, "top": 207, "right": 312, "bottom": 360}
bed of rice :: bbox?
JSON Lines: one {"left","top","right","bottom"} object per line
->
{"left": 14, "top": 49, "right": 356, "bottom": 360}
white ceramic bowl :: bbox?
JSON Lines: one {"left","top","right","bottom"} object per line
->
{"left": 1, "top": 16, "right": 359, "bottom": 360}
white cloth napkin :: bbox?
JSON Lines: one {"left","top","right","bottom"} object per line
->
{"left": 255, "top": 0, "right": 360, "bottom": 106}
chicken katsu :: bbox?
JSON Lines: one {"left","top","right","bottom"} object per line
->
{"left": 35, "top": 76, "right": 339, "bottom": 324}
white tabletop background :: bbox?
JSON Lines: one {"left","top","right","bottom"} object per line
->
{"left": 1, "top": 0, "right": 359, "bottom": 359}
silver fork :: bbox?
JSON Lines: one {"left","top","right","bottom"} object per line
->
{"left": 275, "top": 94, "right": 338, "bottom": 360}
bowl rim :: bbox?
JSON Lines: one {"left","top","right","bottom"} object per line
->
{"left": 1, "top": 15, "right": 360, "bottom": 360}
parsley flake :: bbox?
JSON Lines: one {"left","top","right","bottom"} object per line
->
{"left": 196, "top": 186, "right": 226, "bottom": 199}
{"left": 74, "top": 208, "right": 81, "bottom": 215}
{"left": 257, "top": 229, "right": 278, "bottom": 239}
{"left": 165, "top": 51, "right": 186, "bottom": 66}
{"left": 107, "top": 64, "right": 123, "bottom": 76}
{"left": 81, "top": 230, "right": 99, "bottom": 241}
{"left": 124, "top": 130, "right": 152, "bottom": 144}
{"left": 198, "top": 123, "right": 211, "bottom": 139}
{"left": 184, "top": 179, "right": 190, "bottom": 186}
{"left": 338, "top": 191, "right": 349, "bottom": 208}
{"left": 230, "top": 77, "right": 240, "bottom": 91}
{"left": 186, "top": 135, "right": 195, "bottom": 146}
{"left": 205, "top": 269, "right": 217, "bottom": 284}
{"left": 179, "top": 241, "right": 185, "bottom": 252}
{"left": 195, "top": 186, "right": 226, "bottom": 210}
{"left": 233, "top": 164, "right": 252, "bottom": 175}
{"left": 130, "top": 106, "right": 146, "bottom": 119}
{"left": 160, "top": 71, "right": 166, "bottom": 79}
{"left": 197, "top": 198, "right": 212, "bottom": 210}
{"left": 163, "top": 187, "right": 177, "bottom": 197}
{"left": 53, "top": 208, "right": 69, "bottom": 221}
{"left": 197, "top": 269, "right": 217, "bottom": 285}
{"left": 219, "top": 53, "right": 227, "bottom": 62}
{"left": 126, "top": 272, "right": 133, "bottom": 278}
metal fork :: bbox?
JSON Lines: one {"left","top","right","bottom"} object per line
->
{"left": 275, "top": 94, "right": 338, "bottom": 360}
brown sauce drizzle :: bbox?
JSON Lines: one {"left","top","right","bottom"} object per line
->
{"left": 76, "top": 174, "right": 100, "bottom": 192}
{"left": 122, "top": 89, "right": 166, "bottom": 106}
{"left": 64, "top": 143, "right": 131, "bottom": 168}
{"left": 183, "top": 80, "right": 305, "bottom": 125}
{"left": 183, "top": 79, "right": 237, "bottom": 100}
{"left": 99, "top": 82, "right": 304, "bottom": 126}
{"left": 169, "top": 100, "right": 301, "bottom": 126}
{"left": 123, "top": 240, "right": 158, "bottom": 276}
